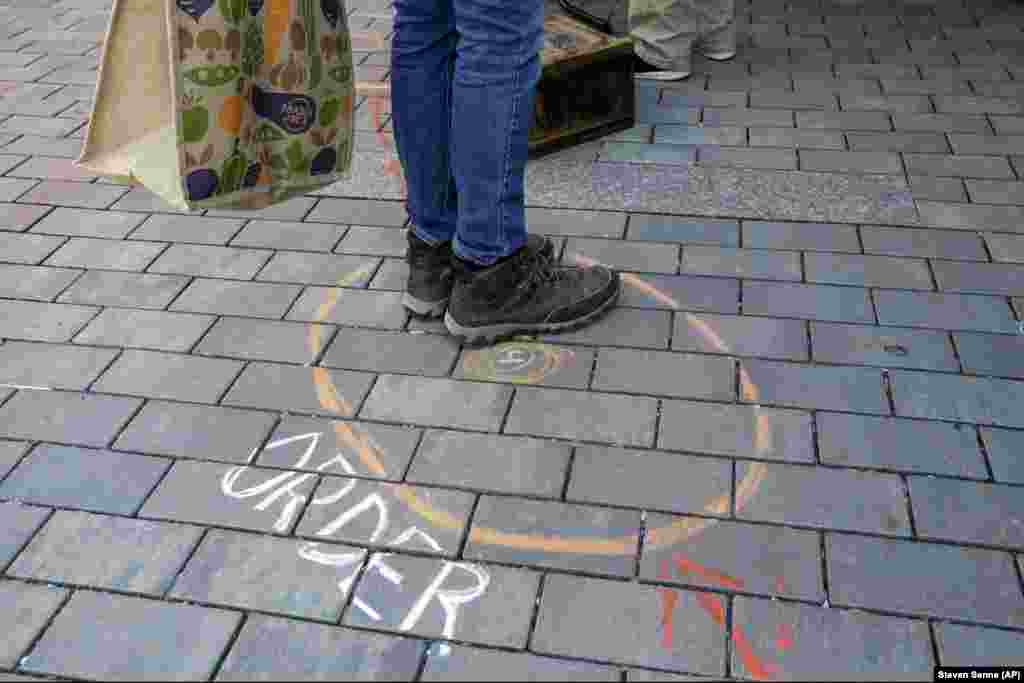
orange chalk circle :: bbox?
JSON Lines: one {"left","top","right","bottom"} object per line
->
{"left": 308, "top": 258, "right": 768, "bottom": 555}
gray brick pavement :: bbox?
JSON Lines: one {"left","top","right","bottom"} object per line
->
{"left": 3, "top": 0, "right": 1024, "bottom": 677}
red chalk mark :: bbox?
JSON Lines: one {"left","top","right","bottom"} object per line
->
{"left": 657, "top": 560, "right": 678, "bottom": 649}
{"left": 775, "top": 623, "right": 794, "bottom": 653}
{"left": 775, "top": 576, "right": 786, "bottom": 594}
{"left": 695, "top": 591, "right": 726, "bottom": 627}
{"left": 674, "top": 553, "right": 746, "bottom": 591}
{"left": 734, "top": 627, "right": 778, "bottom": 681}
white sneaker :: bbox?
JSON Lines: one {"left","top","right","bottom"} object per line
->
{"left": 701, "top": 48, "right": 736, "bottom": 61}
{"left": 634, "top": 54, "right": 691, "bottom": 81}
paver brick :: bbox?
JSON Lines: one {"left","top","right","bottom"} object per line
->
{"left": 739, "top": 359, "right": 888, "bottom": 413}
{"left": 731, "top": 598, "right": 934, "bottom": 681}
{"left": 287, "top": 287, "right": 407, "bottom": 329}
{"left": 845, "top": 131, "right": 949, "bottom": 153}
{"left": 907, "top": 175, "right": 968, "bottom": 202}
{"left": 742, "top": 221, "right": 860, "bottom": 252}
{"left": 567, "top": 445, "right": 731, "bottom": 515}
{"left": 826, "top": 533, "right": 1024, "bottom": 627}
{"left": 115, "top": 400, "right": 277, "bottom": 463}
{"left": 747, "top": 127, "right": 845, "bottom": 149}
{"left": 932, "top": 260, "right": 1024, "bottom": 297}
{"left": 228, "top": 219, "right": 347, "bottom": 252}
{"left": 344, "top": 553, "right": 540, "bottom": 648}
{"left": 129, "top": 214, "right": 246, "bottom": 245}
{"left": 108, "top": 187, "right": 196, "bottom": 214}
{"left": 902, "top": 154, "right": 1015, "bottom": 179}
{"left": 707, "top": 108, "right": 794, "bottom": 128}
{"left": 0, "top": 340, "right": 118, "bottom": 390}
{"left": 465, "top": 496, "right": 640, "bottom": 577}
{"left": 408, "top": 430, "right": 569, "bottom": 498}
{"left": 908, "top": 477, "right": 1024, "bottom": 550}
{"left": 540, "top": 308, "right": 672, "bottom": 349}
{"left": 0, "top": 299, "right": 98, "bottom": 342}
{"left": 881, "top": 77, "right": 971, "bottom": 95}
{"left": 796, "top": 111, "right": 891, "bottom": 130}
{"left": 805, "top": 253, "right": 932, "bottom": 290}
{"left": 990, "top": 116, "right": 1024, "bottom": 136}
{"left": 954, "top": 332, "right": 1024, "bottom": 379}
{"left": 626, "top": 215, "right": 738, "bottom": 246}
{"left": 673, "top": 312, "right": 808, "bottom": 361}
{"left": 933, "top": 95, "right": 1022, "bottom": 115}
{"left": 0, "top": 263, "right": 81, "bottom": 300}
{"left": 204, "top": 196, "right": 317, "bottom": 221}
{"left": 0, "top": 500, "right": 49, "bottom": 567}
{"left": 800, "top": 150, "right": 904, "bottom": 174}
{"left": 255, "top": 415, "right": 420, "bottom": 481}
{"left": 57, "top": 269, "right": 190, "bottom": 309}
{"left": 0, "top": 202, "right": 50, "bottom": 231}
{"left": 324, "top": 328, "right": 459, "bottom": 377}
{"left": 641, "top": 515, "right": 823, "bottom": 601}
{"left": 217, "top": 616, "right": 426, "bottom": 681}
{"left": 335, "top": 225, "right": 408, "bottom": 257}
{"left": 421, "top": 645, "right": 618, "bottom": 682}
{"left": 257, "top": 253, "right": 379, "bottom": 287}
{"left": 981, "top": 427, "right": 1024, "bottom": 485}
{"left": 360, "top": 375, "right": 512, "bottom": 431}
{"left": 0, "top": 444, "right": 168, "bottom": 514}
{"left": 565, "top": 238, "right": 678, "bottom": 274}
{"left": 306, "top": 198, "right": 409, "bottom": 226}
{"left": 73, "top": 308, "right": 214, "bottom": 352}
{"left": 934, "top": 622, "right": 1024, "bottom": 667}
{"left": 17, "top": 180, "right": 126, "bottom": 209}
{"left": 20, "top": 590, "right": 240, "bottom": 681}
{"left": 742, "top": 281, "right": 875, "bottom": 323}
{"left": 525, "top": 207, "right": 626, "bottom": 239}
{"left": 8, "top": 510, "right": 201, "bottom": 594}
{"left": 738, "top": 462, "right": 909, "bottom": 535}
{"left": 141, "top": 459, "right": 318, "bottom": 533}
{"left": 194, "top": 317, "right": 331, "bottom": 365}
{"left": 170, "top": 529, "right": 360, "bottom": 621}
{"left": 506, "top": 387, "right": 657, "bottom": 446}
{"left": 147, "top": 243, "right": 271, "bottom": 280}
{"left": 679, "top": 245, "right": 801, "bottom": 280}
{"left": 532, "top": 574, "right": 725, "bottom": 675}
{"left": 818, "top": 412, "right": 987, "bottom": 478}
{"left": 43, "top": 236, "right": 166, "bottom": 271}
{"left": 222, "top": 362, "right": 375, "bottom": 417}
{"left": 0, "top": 579, "right": 67, "bottom": 668}
{"left": 298, "top": 478, "right": 474, "bottom": 557}
{"left": 810, "top": 322, "right": 957, "bottom": 371}
{"left": 917, "top": 200, "right": 1024, "bottom": 235}
{"left": 890, "top": 370, "right": 1024, "bottom": 428}
{"left": 840, "top": 94, "right": 932, "bottom": 113}
{"left": 93, "top": 349, "right": 244, "bottom": 404}
{"left": 593, "top": 348, "right": 734, "bottom": 400}
{"left": 8, "top": 155, "right": 93, "bottom": 180}
{"left": 652, "top": 124, "right": 745, "bottom": 146}
{"left": 0, "top": 230, "right": 65, "bottom": 263}
{"left": 873, "top": 290, "right": 1018, "bottom": 333}
{"left": 456, "top": 342, "right": 593, "bottom": 390}
{"left": 698, "top": 146, "right": 798, "bottom": 170}
{"left": 985, "top": 234, "right": 1024, "bottom": 263}
{"left": 950, "top": 134, "right": 1024, "bottom": 157}
{"left": 860, "top": 225, "right": 985, "bottom": 260}
{"left": 0, "top": 387, "right": 143, "bottom": 446}
{"left": 1, "top": 135, "right": 83, "bottom": 158}
{"left": 891, "top": 112, "right": 991, "bottom": 134}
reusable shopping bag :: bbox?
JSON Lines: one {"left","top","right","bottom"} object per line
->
{"left": 77, "top": 0, "right": 355, "bottom": 210}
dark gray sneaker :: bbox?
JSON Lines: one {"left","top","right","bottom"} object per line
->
{"left": 444, "top": 241, "right": 621, "bottom": 345}
{"left": 403, "top": 231, "right": 556, "bottom": 318}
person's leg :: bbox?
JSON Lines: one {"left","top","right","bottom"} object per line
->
{"left": 629, "top": 0, "right": 696, "bottom": 80}
{"left": 696, "top": 0, "right": 736, "bottom": 60}
{"left": 391, "top": 0, "right": 458, "bottom": 248}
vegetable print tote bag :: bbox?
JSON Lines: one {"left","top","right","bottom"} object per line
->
{"left": 77, "top": 0, "right": 355, "bottom": 211}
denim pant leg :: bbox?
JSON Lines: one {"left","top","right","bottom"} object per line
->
{"left": 449, "top": 0, "right": 544, "bottom": 265}
{"left": 391, "top": 0, "right": 459, "bottom": 247}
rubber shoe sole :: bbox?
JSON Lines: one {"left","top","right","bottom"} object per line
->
{"left": 402, "top": 291, "right": 448, "bottom": 318}
{"left": 443, "top": 278, "right": 622, "bottom": 346}
{"left": 700, "top": 49, "right": 736, "bottom": 61}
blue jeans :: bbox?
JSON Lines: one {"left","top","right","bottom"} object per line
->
{"left": 391, "top": 0, "right": 544, "bottom": 266}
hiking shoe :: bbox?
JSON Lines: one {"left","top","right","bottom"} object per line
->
{"left": 633, "top": 54, "right": 691, "bottom": 81}
{"left": 403, "top": 231, "right": 555, "bottom": 318}
{"left": 444, "top": 241, "right": 621, "bottom": 345}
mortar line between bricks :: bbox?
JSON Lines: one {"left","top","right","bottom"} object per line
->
{"left": 206, "top": 610, "right": 249, "bottom": 682}
{"left": 559, "top": 446, "right": 577, "bottom": 503}
{"left": 411, "top": 638, "right": 433, "bottom": 683}
{"left": 400, "top": 428, "right": 428, "bottom": 483}
{"left": 818, "top": 530, "right": 831, "bottom": 607}
{"left": 453, "top": 493, "right": 480, "bottom": 562}
{"left": 333, "top": 545, "right": 373, "bottom": 627}
{"left": 46, "top": 267, "right": 88, "bottom": 303}
{"left": 159, "top": 527, "right": 210, "bottom": 600}
{"left": 724, "top": 594, "right": 734, "bottom": 680}
{"left": 947, "top": 331, "right": 965, "bottom": 373}
{"left": 0, "top": 502, "right": 53, "bottom": 576}
{"left": 11, "top": 577, "right": 76, "bottom": 674}
{"left": 80, "top": 344, "right": 125, "bottom": 393}
{"left": 974, "top": 426, "right": 998, "bottom": 483}
{"left": 523, "top": 572, "right": 548, "bottom": 655}
{"left": 901, "top": 473, "right": 919, "bottom": 538}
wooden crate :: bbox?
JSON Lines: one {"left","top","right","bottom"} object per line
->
{"left": 529, "top": 13, "right": 636, "bottom": 158}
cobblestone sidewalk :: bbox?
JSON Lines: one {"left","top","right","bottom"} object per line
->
{"left": 2, "top": 0, "right": 1024, "bottom": 680}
